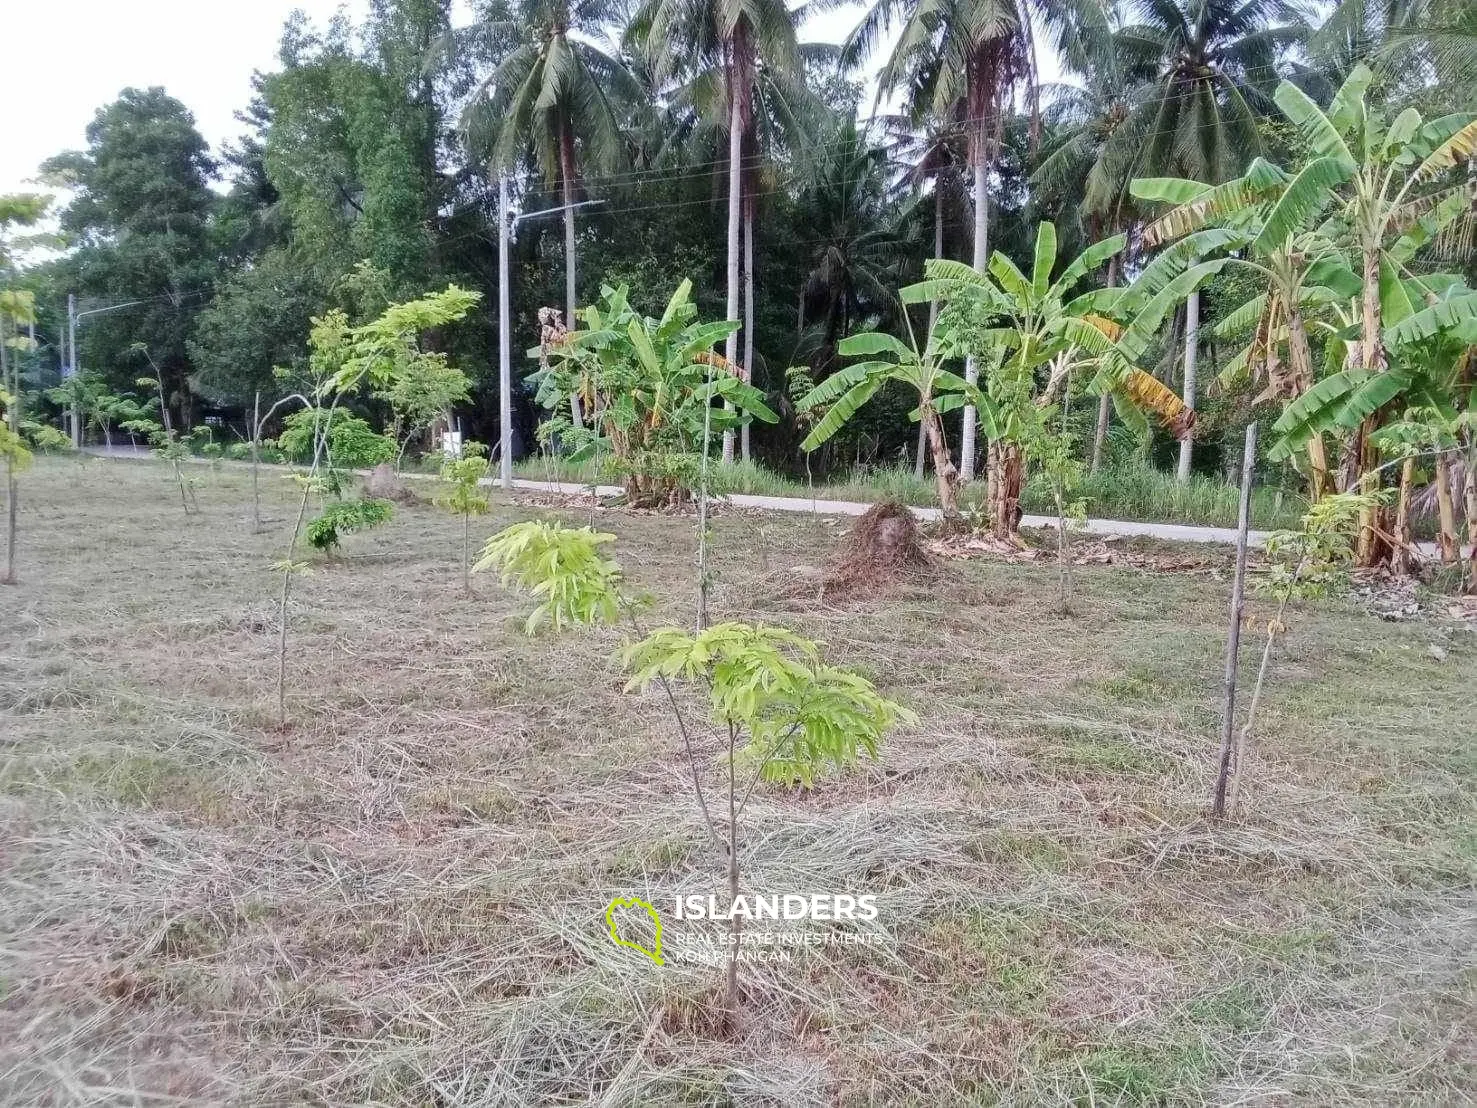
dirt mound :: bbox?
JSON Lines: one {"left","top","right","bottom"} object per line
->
{"left": 820, "top": 501, "right": 932, "bottom": 597}
{"left": 363, "top": 463, "right": 419, "bottom": 505}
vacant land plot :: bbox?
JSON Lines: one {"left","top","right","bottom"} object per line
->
{"left": 2, "top": 458, "right": 1473, "bottom": 1105}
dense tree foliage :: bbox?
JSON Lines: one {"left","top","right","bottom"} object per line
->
{"left": 10, "top": 0, "right": 1477, "bottom": 574}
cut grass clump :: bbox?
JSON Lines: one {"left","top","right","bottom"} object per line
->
{"left": 1023, "top": 724, "right": 1173, "bottom": 778}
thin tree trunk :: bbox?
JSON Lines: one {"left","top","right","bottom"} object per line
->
{"left": 463, "top": 512, "right": 471, "bottom": 596}
{"left": 560, "top": 118, "right": 584, "bottom": 430}
{"left": 721, "top": 47, "right": 744, "bottom": 467}
{"left": 985, "top": 441, "right": 998, "bottom": 529}
{"left": 1177, "top": 290, "right": 1200, "bottom": 483}
{"left": 741, "top": 192, "right": 754, "bottom": 463}
{"left": 1089, "top": 254, "right": 1121, "bottom": 474}
{"left": 1353, "top": 248, "right": 1388, "bottom": 566}
{"left": 1436, "top": 452, "right": 1458, "bottom": 563}
{"left": 992, "top": 445, "right": 1023, "bottom": 544}
{"left": 1465, "top": 446, "right": 1477, "bottom": 594}
{"left": 923, "top": 406, "right": 959, "bottom": 518}
{"left": 1393, "top": 456, "right": 1416, "bottom": 576}
{"left": 960, "top": 154, "right": 989, "bottom": 482}
{"left": 1054, "top": 490, "right": 1071, "bottom": 613}
{"left": 1285, "top": 307, "right": 1328, "bottom": 500}
{"left": 3, "top": 460, "right": 15, "bottom": 586}
{"left": 724, "top": 720, "right": 741, "bottom": 1017}
{"left": 1213, "top": 424, "right": 1257, "bottom": 817}
{"left": 917, "top": 187, "right": 945, "bottom": 482}
{"left": 252, "top": 391, "right": 262, "bottom": 532}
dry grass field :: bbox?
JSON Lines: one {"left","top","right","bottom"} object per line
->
{"left": 2, "top": 457, "right": 1473, "bottom": 1105}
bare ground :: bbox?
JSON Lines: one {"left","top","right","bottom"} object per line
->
{"left": 1, "top": 456, "right": 1473, "bottom": 1105}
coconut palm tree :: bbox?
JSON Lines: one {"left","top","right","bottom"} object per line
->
{"left": 1108, "top": 0, "right": 1311, "bottom": 481}
{"left": 1029, "top": 31, "right": 1156, "bottom": 471}
{"left": 458, "top": 0, "right": 639, "bottom": 428}
{"left": 844, "top": 0, "right": 1113, "bottom": 481}
{"left": 628, "top": 0, "right": 811, "bottom": 464}
{"left": 796, "top": 121, "right": 914, "bottom": 372}
{"left": 885, "top": 111, "right": 969, "bottom": 477}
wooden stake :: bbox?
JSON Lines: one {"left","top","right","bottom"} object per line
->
{"left": 1213, "top": 423, "right": 1257, "bottom": 817}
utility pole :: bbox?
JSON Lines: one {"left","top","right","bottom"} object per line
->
{"left": 67, "top": 293, "right": 79, "bottom": 447}
{"left": 497, "top": 191, "right": 604, "bottom": 493}
{"left": 498, "top": 174, "right": 513, "bottom": 490}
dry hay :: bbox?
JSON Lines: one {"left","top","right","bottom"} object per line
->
{"left": 928, "top": 531, "right": 1232, "bottom": 576}
{"left": 816, "top": 501, "right": 933, "bottom": 598}
{"left": 512, "top": 491, "right": 766, "bottom": 520}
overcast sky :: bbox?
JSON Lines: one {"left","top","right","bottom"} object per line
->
{"left": 0, "top": 0, "right": 868, "bottom": 198}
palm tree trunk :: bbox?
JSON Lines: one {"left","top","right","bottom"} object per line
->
{"left": 1465, "top": 444, "right": 1477, "bottom": 593}
{"left": 1176, "top": 290, "right": 1199, "bottom": 483}
{"left": 960, "top": 153, "right": 989, "bottom": 482}
{"left": 741, "top": 191, "right": 754, "bottom": 463}
{"left": 923, "top": 405, "right": 959, "bottom": 518}
{"left": 1393, "top": 456, "right": 1415, "bottom": 575}
{"left": 917, "top": 186, "right": 945, "bottom": 482}
{"left": 560, "top": 118, "right": 584, "bottom": 430}
{"left": 992, "top": 443, "right": 1023, "bottom": 544}
{"left": 1089, "top": 254, "right": 1121, "bottom": 474}
{"left": 721, "top": 45, "right": 745, "bottom": 467}
{"left": 1354, "top": 247, "right": 1388, "bottom": 566}
{"left": 1436, "top": 452, "right": 1458, "bottom": 563}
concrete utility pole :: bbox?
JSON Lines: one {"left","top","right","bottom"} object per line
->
{"left": 496, "top": 190, "right": 604, "bottom": 493}
{"left": 67, "top": 293, "right": 79, "bottom": 447}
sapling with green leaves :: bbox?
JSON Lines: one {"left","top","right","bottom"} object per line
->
{"left": 434, "top": 441, "right": 491, "bottom": 594}
{"left": 1217, "top": 491, "right": 1376, "bottom": 815}
{"left": 473, "top": 519, "right": 910, "bottom": 1017}
{"left": 1, "top": 386, "right": 33, "bottom": 585}
{"left": 272, "top": 281, "right": 479, "bottom": 724}
{"left": 795, "top": 317, "right": 990, "bottom": 523}
{"left": 0, "top": 195, "right": 48, "bottom": 584}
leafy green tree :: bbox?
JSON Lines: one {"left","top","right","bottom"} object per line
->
{"left": 458, "top": 0, "right": 637, "bottom": 430}
{"left": 921, "top": 223, "right": 1181, "bottom": 542}
{"left": 474, "top": 519, "right": 909, "bottom": 1014}
{"left": 2, "top": 193, "right": 57, "bottom": 585}
{"left": 1248, "top": 65, "right": 1476, "bottom": 563}
{"left": 40, "top": 89, "right": 218, "bottom": 427}
{"left": 796, "top": 324, "right": 989, "bottom": 520}
{"left": 795, "top": 121, "right": 912, "bottom": 375}
{"left": 373, "top": 344, "right": 471, "bottom": 465}
{"left": 629, "top": 0, "right": 812, "bottom": 462}
{"left": 188, "top": 250, "right": 326, "bottom": 407}
{"left": 435, "top": 441, "right": 492, "bottom": 594}
{"left": 1129, "top": 156, "right": 1349, "bottom": 498}
{"left": 261, "top": 5, "right": 447, "bottom": 294}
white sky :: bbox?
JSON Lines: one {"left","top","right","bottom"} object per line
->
{"left": 0, "top": 0, "right": 870, "bottom": 198}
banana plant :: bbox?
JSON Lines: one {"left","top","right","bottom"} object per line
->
{"left": 530, "top": 280, "right": 777, "bottom": 506}
{"left": 1268, "top": 65, "right": 1475, "bottom": 563}
{"left": 1129, "top": 156, "right": 1361, "bottom": 499}
{"left": 795, "top": 315, "right": 991, "bottom": 521}
{"left": 910, "top": 222, "right": 1196, "bottom": 541}
{"left": 1274, "top": 278, "right": 1477, "bottom": 572}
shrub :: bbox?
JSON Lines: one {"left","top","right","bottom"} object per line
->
{"left": 305, "top": 497, "right": 394, "bottom": 552}
{"left": 278, "top": 410, "right": 394, "bottom": 469}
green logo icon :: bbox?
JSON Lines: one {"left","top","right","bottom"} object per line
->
{"left": 605, "top": 897, "right": 664, "bottom": 965}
